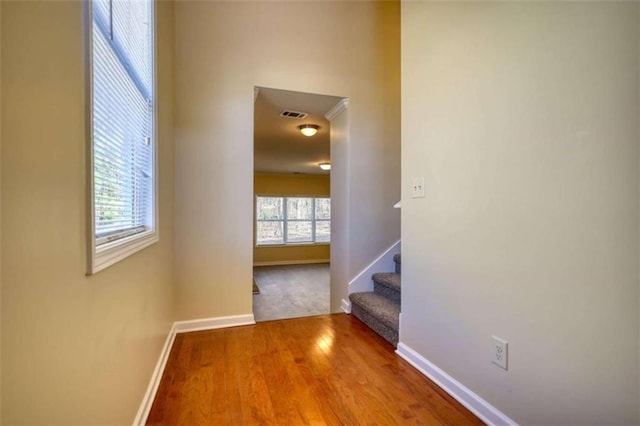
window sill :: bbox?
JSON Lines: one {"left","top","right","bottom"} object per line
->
{"left": 255, "top": 242, "right": 330, "bottom": 248}
{"left": 89, "top": 230, "right": 158, "bottom": 275}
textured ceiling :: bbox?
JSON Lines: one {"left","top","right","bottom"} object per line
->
{"left": 254, "top": 87, "right": 343, "bottom": 175}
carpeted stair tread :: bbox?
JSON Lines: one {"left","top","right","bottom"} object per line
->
{"left": 349, "top": 292, "right": 399, "bottom": 331}
{"left": 372, "top": 272, "right": 401, "bottom": 304}
{"left": 349, "top": 292, "right": 400, "bottom": 346}
{"left": 372, "top": 272, "right": 401, "bottom": 292}
{"left": 348, "top": 252, "right": 403, "bottom": 346}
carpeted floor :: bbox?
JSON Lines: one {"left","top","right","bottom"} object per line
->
{"left": 253, "top": 263, "right": 330, "bottom": 322}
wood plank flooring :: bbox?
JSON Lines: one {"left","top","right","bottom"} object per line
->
{"left": 147, "top": 314, "right": 483, "bottom": 425}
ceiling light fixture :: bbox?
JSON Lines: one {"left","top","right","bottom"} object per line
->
{"left": 319, "top": 162, "right": 331, "bottom": 171}
{"left": 298, "top": 124, "right": 319, "bottom": 137}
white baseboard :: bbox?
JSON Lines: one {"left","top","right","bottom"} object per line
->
{"left": 253, "top": 259, "right": 330, "bottom": 267}
{"left": 341, "top": 298, "right": 351, "bottom": 313}
{"left": 133, "top": 314, "right": 256, "bottom": 425}
{"left": 396, "top": 343, "right": 517, "bottom": 426}
{"left": 174, "top": 314, "right": 256, "bottom": 333}
{"left": 348, "top": 240, "right": 401, "bottom": 294}
{"left": 133, "top": 323, "right": 177, "bottom": 426}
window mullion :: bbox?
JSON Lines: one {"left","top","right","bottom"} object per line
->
{"left": 312, "top": 197, "right": 316, "bottom": 243}
{"left": 283, "top": 197, "right": 288, "bottom": 243}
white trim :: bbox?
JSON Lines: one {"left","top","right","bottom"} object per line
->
{"left": 174, "top": 314, "right": 255, "bottom": 333}
{"left": 395, "top": 343, "right": 518, "bottom": 426}
{"left": 84, "top": 1, "right": 94, "bottom": 274}
{"left": 325, "top": 98, "right": 349, "bottom": 121}
{"left": 254, "top": 87, "right": 259, "bottom": 103}
{"left": 133, "top": 323, "right": 177, "bottom": 426}
{"left": 253, "top": 259, "right": 330, "bottom": 267}
{"left": 256, "top": 242, "right": 330, "bottom": 249}
{"left": 394, "top": 201, "right": 401, "bottom": 209}
{"left": 91, "top": 231, "right": 159, "bottom": 274}
{"left": 341, "top": 298, "right": 351, "bottom": 314}
{"left": 348, "top": 240, "right": 401, "bottom": 294}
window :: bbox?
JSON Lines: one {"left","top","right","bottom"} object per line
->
{"left": 88, "top": 0, "right": 156, "bottom": 273}
{"left": 256, "top": 196, "right": 330, "bottom": 246}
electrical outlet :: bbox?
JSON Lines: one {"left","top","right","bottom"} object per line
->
{"left": 491, "top": 335, "right": 508, "bottom": 370}
{"left": 412, "top": 177, "right": 425, "bottom": 198}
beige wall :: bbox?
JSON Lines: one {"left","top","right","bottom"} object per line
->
{"left": 329, "top": 108, "right": 350, "bottom": 311}
{"left": 402, "top": 2, "right": 639, "bottom": 424}
{"left": 255, "top": 173, "right": 330, "bottom": 197}
{"left": 1, "top": 1, "right": 175, "bottom": 424}
{"left": 254, "top": 173, "right": 330, "bottom": 264}
{"left": 174, "top": 0, "right": 400, "bottom": 318}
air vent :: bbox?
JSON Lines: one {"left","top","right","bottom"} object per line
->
{"left": 280, "top": 110, "right": 309, "bottom": 119}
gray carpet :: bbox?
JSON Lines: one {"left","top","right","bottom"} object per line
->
{"left": 253, "top": 263, "right": 330, "bottom": 322}
{"left": 349, "top": 253, "right": 401, "bottom": 347}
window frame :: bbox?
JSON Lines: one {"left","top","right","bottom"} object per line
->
{"left": 255, "top": 195, "right": 331, "bottom": 247}
{"left": 86, "top": 0, "right": 159, "bottom": 275}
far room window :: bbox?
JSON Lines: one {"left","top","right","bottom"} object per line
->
{"left": 88, "top": 0, "right": 157, "bottom": 274}
{"left": 256, "top": 196, "right": 331, "bottom": 245}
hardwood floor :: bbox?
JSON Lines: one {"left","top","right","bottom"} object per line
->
{"left": 147, "top": 314, "right": 483, "bottom": 425}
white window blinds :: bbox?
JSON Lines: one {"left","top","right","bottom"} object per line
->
{"left": 91, "top": 0, "right": 154, "bottom": 246}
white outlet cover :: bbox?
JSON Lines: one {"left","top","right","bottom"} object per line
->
{"left": 412, "top": 177, "right": 425, "bottom": 198}
{"left": 491, "top": 335, "right": 508, "bottom": 370}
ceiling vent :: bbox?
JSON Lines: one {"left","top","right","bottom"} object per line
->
{"left": 280, "top": 110, "right": 309, "bottom": 120}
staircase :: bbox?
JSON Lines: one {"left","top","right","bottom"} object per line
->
{"left": 349, "top": 253, "right": 401, "bottom": 347}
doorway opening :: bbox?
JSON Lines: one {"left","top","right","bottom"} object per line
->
{"left": 252, "top": 87, "right": 343, "bottom": 322}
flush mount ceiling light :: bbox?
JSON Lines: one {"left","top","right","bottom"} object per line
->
{"left": 298, "top": 124, "right": 319, "bottom": 137}
{"left": 319, "top": 162, "right": 331, "bottom": 171}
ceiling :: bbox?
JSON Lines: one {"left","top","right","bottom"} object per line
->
{"left": 254, "top": 87, "right": 344, "bottom": 175}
